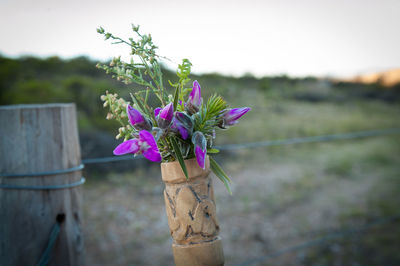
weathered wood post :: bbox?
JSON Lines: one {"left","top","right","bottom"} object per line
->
{"left": 0, "top": 104, "right": 85, "bottom": 266}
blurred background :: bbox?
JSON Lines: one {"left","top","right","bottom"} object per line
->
{"left": 1, "top": 0, "right": 400, "bottom": 265}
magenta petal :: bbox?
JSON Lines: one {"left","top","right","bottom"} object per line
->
{"left": 127, "top": 104, "right": 145, "bottom": 125}
{"left": 225, "top": 107, "right": 251, "bottom": 125}
{"left": 170, "top": 118, "right": 177, "bottom": 130}
{"left": 177, "top": 125, "right": 189, "bottom": 140}
{"left": 113, "top": 139, "right": 139, "bottom": 155}
{"left": 159, "top": 103, "right": 174, "bottom": 121}
{"left": 143, "top": 148, "right": 162, "bottom": 162}
{"left": 227, "top": 107, "right": 251, "bottom": 119}
{"left": 192, "top": 131, "right": 207, "bottom": 151}
{"left": 195, "top": 145, "right": 206, "bottom": 169}
{"left": 139, "top": 130, "right": 158, "bottom": 151}
{"left": 175, "top": 112, "right": 193, "bottom": 130}
{"left": 139, "top": 130, "right": 161, "bottom": 162}
{"left": 189, "top": 80, "right": 202, "bottom": 106}
{"left": 154, "top": 107, "right": 161, "bottom": 117}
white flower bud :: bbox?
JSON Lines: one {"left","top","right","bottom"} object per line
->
{"left": 106, "top": 113, "right": 114, "bottom": 120}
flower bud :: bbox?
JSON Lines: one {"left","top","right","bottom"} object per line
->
{"left": 157, "top": 103, "right": 174, "bottom": 129}
{"left": 192, "top": 131, "right": 207, "bottom": 169}
{"left": 96, "top": 27, "right": 105, "bottom": 34}
{"left": 152, "top": 127, "right": 163, "bottom": 142}
{"left": 171, "top": 112, "right": 194, "bottom": 140}
{"left": 127, "top": 104, "right": 152, "bottom": 131}
{"left": 186, "top": 80, "right": 202, "bottom": 114}
{"left": 218, "top": 107, "right": 251, "bottom": 128}
{"left": 154, "top": 107, "right": 161, "bottom": 118}
{"left": 106, "top": 113, "right": 113, "bottom": 120}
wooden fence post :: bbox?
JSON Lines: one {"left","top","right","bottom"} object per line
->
{"left": 0, "top": 104, "right": 84, "bottom": 266}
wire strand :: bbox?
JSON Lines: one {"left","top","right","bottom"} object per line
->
{"left": 81, "top": 128, "right": 400, "bottom": 164}
{"left": 1, "top": 164, "right": 84, "bottom": 178}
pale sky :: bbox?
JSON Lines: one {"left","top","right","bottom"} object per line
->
{"left": 0, "top": 0, "right": 399, "bottom": 77}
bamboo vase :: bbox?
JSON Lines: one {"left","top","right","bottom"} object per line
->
{"left": 161, "top": 156, "right": 224, "bottom": 266}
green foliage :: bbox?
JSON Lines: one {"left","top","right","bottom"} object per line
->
{"left": 2, "top": 45, "right": 398, "bottom": 194}
{"left": 194, "top": 94, "right": 228, "bottom": 136}
{"left": 96, "top": 25, "right": 166, "bottom": 107}
{"left": 169, "top": 137, "right": 188, "bottom": 179}
{"left": 210, "top": 157, "right": 232, "bottom": 195}
{"left": 170, "top": 59, "right": 192, "bottom": 111}
{"left": 95, "top": 25, "right": 241, "bottom": 193}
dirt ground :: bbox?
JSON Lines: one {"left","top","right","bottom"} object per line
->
{"left": 82, "top": 135, "right": 400, "bottom": 266}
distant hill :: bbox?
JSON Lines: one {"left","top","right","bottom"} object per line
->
{"left": 341, "top": 69, "right": 400, "bottom": 87}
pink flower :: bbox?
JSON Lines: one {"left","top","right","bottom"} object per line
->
{"left": 156, "top": 102, "right": 174, "bottom": 129}
{"left": 189, "top": 80, "right": 202, "bottom": 107}
{"left": 171, "top": 112, "right": 193, "bottom": 140}
{"left": 219, "top": 107, "right": 251, "bottom": 128}
{"left": 159, "top": 102, "right": 174, "bottom": 121}
{"left": 186, "top": 80, "right": 202, "bottom": 114}
{"left": 154, "top": 107, "right": 161, "bottom": 117}
{"left": 127, "top": 104, "right": 152, "bottom": 131}
{"left": 192, "top": 131, "right": 207, "bottom": 169}
{"left": 113, "top": 130, "right": 161, "bottom": 162}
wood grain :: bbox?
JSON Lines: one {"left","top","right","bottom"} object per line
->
{"left": 0, "top": 104, "right": 84, "bottom": 266}
{"left": 161, "top": 157, "right": 224, "bottom": 266}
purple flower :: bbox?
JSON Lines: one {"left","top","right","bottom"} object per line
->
{"left": 219, "top": 107, "right": 251, "bottom": 128}
{"left": 171, "top": 112, "right": 193, "bottom": 140}
{"left": 127, "top": 104, "right": 144, "bottom": 124}
{"left": 113, "top": 139, "right": 139, "bottom": 155}
{"left": 192, "top": 131, "right": 207, "bottom": 169}
{"left": 160, "top": 103, "right": 174, "bottom": 121}
{"left": 127, "top": 104, "right": 152, "bottom": 131}
{"left": 186, "top": 80, "right": 202, "bottom": 114}
{"left": 138, "top": 130, "right": 162, "bottom": 162}
{"left": 189, "top": 80, "right": 202, "bottom": 106}
{"left": 171, "top": 119, "right": 189, "bottom": 140}
{"left": 157, "top": 103, "right": 174, "bottom": 129}
{"left": 113, "top": 130, "right": 162, "bottom": 162}
{"left": 154, "top": 107, "right": 161, "bottom": 118}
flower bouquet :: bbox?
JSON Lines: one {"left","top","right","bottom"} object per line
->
{"left": 97, "top": 24, "right": 250, "bottom": 265}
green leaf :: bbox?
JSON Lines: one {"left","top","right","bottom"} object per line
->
{"left": 130, "top": 93, "right": 146, "bottom": 114}
{"left": 170, "top": 137, "right": 188, "bottom": 179}
{"left": 209, "top": 157, "right": 232, "bottom": 195}
{"left": 173, "top": 85, "right": 180, "bottom": 111}
{"left": 207, "top": 148, "right": 220, "bottom": 154}
{"left": 168, "top": 80, "right": 178, "bottom": 88}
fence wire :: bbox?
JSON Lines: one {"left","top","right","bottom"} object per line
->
{"left": 82, "top": 128, "right": 400, "bottom": 164}
{"left": 79, "top": 128, "right": 400, "bottom": 264}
